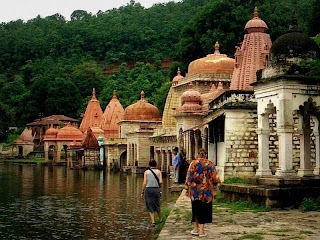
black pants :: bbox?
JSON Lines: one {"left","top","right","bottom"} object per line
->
{"left": 191, "top": 200, "right": 212, "bottom": 224}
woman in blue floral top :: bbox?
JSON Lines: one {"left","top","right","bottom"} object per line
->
{"left": 186, "top": 148, "right": 220, "bottom": 237}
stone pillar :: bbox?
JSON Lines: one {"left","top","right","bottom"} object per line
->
{"left": 155, "top": 150, "right": 159, "bottom": 166}
{"left": 275, "top": 94, "right": 296, "bottom": 177}
{"left": 256, "top": 129, "right": 272, "bottom": 176}
{"left": 161, "top": 150, "right": 165, "bottom": 172}
{"left": 195, "top": 132, "right": 199, "bottom": 158}
{"left": 162, "top": 150, "right": 167, "bottom": 172}
{"left": 313, "top": 131, "right": 320, "bottom": 175}
{"left": 98, "top": 134, "right": 104, "bottom": 166}
{"left": 56, "top": 144, "right": 61, "bottom": 162}
{"left": 256, "top": 113, "right": 272, "bottom": 176}
{"left": 188, "top": 131, "right": 193, "bottom": 161}
{"left": 44, "top": 142, "right": 49, "bottom": 161}
{"left": 276, "top": 128, "right": 295, "bottom": 176}
{"left": 298, "top": 129, "right": 314, "bottom": 177}
{"left": 134, "top": 144, "right": 137, "bottom": 166}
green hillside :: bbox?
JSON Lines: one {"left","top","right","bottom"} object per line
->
{"left": 0, "top": 0, "right": 319, "bottom": 141}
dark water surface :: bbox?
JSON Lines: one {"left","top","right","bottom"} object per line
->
{"left": 0, "top": 164, "right": 174, "bottom": 240}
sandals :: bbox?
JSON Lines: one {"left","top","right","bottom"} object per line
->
{"left": 150, "top": 223, "right": 156, "bottom": 228}
{"left": 191, "top": 231, "right": 207, "bottom": 237}
{"left": 191, "top": 230, "right": 199, "bottom": 236}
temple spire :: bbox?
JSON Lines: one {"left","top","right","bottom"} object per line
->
{"left": 92, "top": 88, "right": 97, "bottom": 100}
{"left": 112, "top": 90, "right": 117, "bottom": 99}
{"left": 254, "top": 6, "right": 259, "bottom": 18}
{"left": 140, "top": 90, "right": 146, "bottom": 101}
{"left": 177, "top": 67, "right": 181, "bottom": 76}
{"left": 289, "top": 11, "right": 299, "bottom": 32}
{"left": 214, "top": 41, "right": 220, "bottom": 55}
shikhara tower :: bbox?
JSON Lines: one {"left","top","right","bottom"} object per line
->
{"left": 230, "top": 7, "right": 272, "bottom": 90}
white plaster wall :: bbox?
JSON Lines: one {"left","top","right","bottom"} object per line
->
{"left": 208, "top": 142, "right": 216, "bottom": 164}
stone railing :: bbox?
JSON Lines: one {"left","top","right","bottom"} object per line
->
{"left": 209, "top": 90, "right": 256, "bottom": 110}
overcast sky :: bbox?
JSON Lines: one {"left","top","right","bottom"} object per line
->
{"left": 0, "top": 0, "right": 181, "bottom": 23}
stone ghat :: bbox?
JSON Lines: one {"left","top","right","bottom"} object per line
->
{"left": 157, "top": 189, "right": 320, "bottom": 240}
{"left": 220, "top": 176, "right": 320, "bottom": 208}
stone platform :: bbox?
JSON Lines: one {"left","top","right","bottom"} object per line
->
{"left": 220, "top": 176, "right": 320, "bottom": 207}
{"left": 157, "top": 190, "right": 320, "bottom": 240}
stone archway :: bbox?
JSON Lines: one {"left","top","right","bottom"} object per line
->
{"left": 256, "top": 100, "right": 276, "bottom": 176}
{"left": 119, "top": 150, "right": 127, "bottom": 169}
{"left": 48, "top": 145, "right": 56, "bottom": 161}
{"left": 296, "top": 98, "right": 320, "bottom": 177}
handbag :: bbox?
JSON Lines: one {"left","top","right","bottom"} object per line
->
{"left": 148, "top": 168, "right": 162, "bottom": 197}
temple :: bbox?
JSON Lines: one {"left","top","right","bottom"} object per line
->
{"left": 230, "top": 7, "right": 271, "bottom": 90}
{"left": 39, "top": 7, "right": 320, "bottom": 186}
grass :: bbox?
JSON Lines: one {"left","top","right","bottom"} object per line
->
{"left": 153, "top": 193, "right": 179, "bottom": 239}
{"left": 3, "top": 158, "right": 45, "bottom": 163}
{"left": 224, "top": 177, "right": 249, "bottom": 184}
{"left": 270, "top": 228, "right": 294, "bottom": 233}
{"left": 239, "top": 233, "right": 264, "bottom": 240}
{"left": 214, "top": 191, "right": 271, "bottom": 213}
{"left": 299, "top": 230, "right": 313, "bottom": 235}
{"left": 299, "top": 197, "right": 320, "bottom": 211}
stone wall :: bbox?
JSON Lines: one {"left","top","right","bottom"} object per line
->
{"left": 224, "top": 109, "right": 258, "bottom": 179}
{"left": 269, "top": 114, "right": 279, "bottom": 173}
{"left": 268, "top": 113, "right": 317, "bottom": 173}
{"left": 84, "top": 149, "right": 99, "bottom": 169}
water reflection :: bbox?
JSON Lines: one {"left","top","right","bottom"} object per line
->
{"left": 0, "top": 165, "right": 174, "bottom": 239}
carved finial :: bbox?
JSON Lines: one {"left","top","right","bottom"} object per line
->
{"left": 140, "top": 90, "right": 145, "bottom": 101}
{"left": 188, "top": 82, "right": 194, "bottom": 89}
{"left": 67, "top": 122, "right": 71, "bottom": 126}
{"left": 214, "top": 41, "right": 220, "bottom": 55}
{"left": 92, "top": 88, "right": 96, "bottom": 100}
{"left": 289, "top": 11, "right": 299, "bottom": 32}
{"left": 217, "top": 82, "right": 223, "bottom": 90}
{"left": 177, "top": 67, "right": 181, "bottom": 76}
{"left": 254, "top": 6, "right": 259, "bottom": 18}
{"left": 112, "top": 90, "right": 117, "bottom": 99}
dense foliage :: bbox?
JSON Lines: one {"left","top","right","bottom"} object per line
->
{"left": 0, "top": 0, "right": 319, "bottom": 142}
{"left": 179, "top": 0, "right": 320, "bottom": 65}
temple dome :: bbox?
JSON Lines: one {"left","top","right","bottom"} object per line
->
{"left": 270, "top": 16, "right": 320, "bottom": 63}
{"left": 178, "top": 82, "right": 203, "bottom": 113}
{"left": 245, "top": 7, "right": 268, "bottom": 33}
{"left": 187, "top": 42, "right": 235, "bottom": 75}
{"left": 124, "top": 91, "right": 161, "bottom": 121}
{"left": 172, "top": 68, "right": 184, "bottom": 85}
{"left": 101, "top": 90, "right": 125, "bottom": 138}
{"left": 261, "top": 15, "right": 320, "bottom": 80}
{"left": 56, "top": 123, "right": 84, "bottom": 141}
{"left": 43, "top": 125, "right": 59, "bottom": 140}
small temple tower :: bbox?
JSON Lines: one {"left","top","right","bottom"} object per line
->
{"left": 80, "top": 88, "right": 104, "bottom": 132}
{"left": 230, "top": 7, "right": 272, "bottom": 90}
{"left": 176, "top": 82, "right": 205, "bottom": 161}
{"left": 119, "top": 91, "right": 162, "bottom": 171}
{"left": 101, "top": 90, "right": 125, "bottom": 138}
{"left": 162, "top": 68, "right": 184, "bottom": 130}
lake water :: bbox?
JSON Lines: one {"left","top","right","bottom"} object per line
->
{"left": 0, "top": 164, "right": 175, "bottom": 239}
